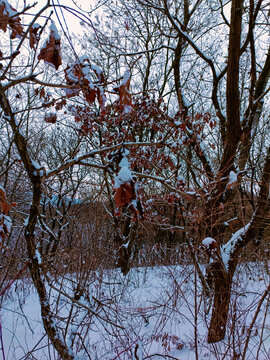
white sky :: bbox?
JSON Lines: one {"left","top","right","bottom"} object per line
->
{"left": 11, "top": 0, "right": 96, "bottom": 35}
{"left": 6, "top": 0, "right": 233, "bottom": 42}
{"left": 18, "top": 0, "right": 232, "bottom": 35}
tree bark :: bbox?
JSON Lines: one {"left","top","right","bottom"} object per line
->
{"left": 207, "top": 146, "right": 270, "bottom": 343}
{"left": 206, "top": 0, "right": 243, "bottom": 342}
{"left": 220, "top": 0, "right": 243, "bottom": 177}
{"left": 207, "top": 261, "right": 232, "bottom": 343}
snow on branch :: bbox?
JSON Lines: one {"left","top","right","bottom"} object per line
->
{"left": 202, "top": 237, "right": 217, "bottom": 249}
{"left": 221, "top": 222, "right": 251, "bottom": 269}
{"left": 162, "top": 0, "right": 217, "bottom": 78}
{"left": 112, "top": 149, "right": 143, "bottom": 219}
{"left": 45, "top": 141, "right": 163, "bottom": 179}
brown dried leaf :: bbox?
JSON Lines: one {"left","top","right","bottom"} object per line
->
{"left": 114, "top": 182, "right": 135, "bottom": 208}
{"left": 64, "top": 64, "right": 82, "bottom": 97}
{"left": 65, "top": 63, "right": 97, "bottom": 104}
{"left": 39, "top": 87, "right": 45, "bottom": 98}
{"left": 45, "top": 112, "right": 57, "bottom": 123}
{"left": 9, "top": 17, "right": 23, "bottom": 39}
{"left": 29, "top": 24, "right": 41, "bottom": 49}
{"left": 83, "top": 88, "right": 96, "bottom": 104}
{"left": 0, "top": 188, "right": 11, "bottom": 215}
{"left": 38, "top": 29, "right": 62, "bottom": 70}
{"left": 0, "top": 6, "right": 9, "bottom": 32}
{"left": 114, "top": 73, "right": 132, "bottom": 110}
{"left": 0, "top": 2, "right": 23, "bottom": 38}
{"left": 65, "top": 64, "right": 83, "bottom": 84}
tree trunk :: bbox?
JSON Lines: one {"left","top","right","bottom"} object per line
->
{"left": 206, "top": 0, "right": 243, "bottom": 342}
{"left": 207, "top": 260, "right": 233, "bottom": 343}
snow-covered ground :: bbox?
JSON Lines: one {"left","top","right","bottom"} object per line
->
{"left": 1, "top": 263, "right": 269, "bottom": 359}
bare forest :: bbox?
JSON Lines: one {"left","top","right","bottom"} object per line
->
{"left": 0, "top": 0, "right": 269, "bottom": 359}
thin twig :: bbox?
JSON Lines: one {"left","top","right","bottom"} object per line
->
{"left": 242, "top": 282, "right": 270, "bottom": 360}
{"left": 111, "top": 336, "right": 139, "bottom": 360}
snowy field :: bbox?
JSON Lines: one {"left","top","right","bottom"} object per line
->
{"left": 1, "top": 263, "right": 269, "bottom": 359}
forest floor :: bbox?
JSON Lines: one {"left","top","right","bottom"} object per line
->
{"left": 1, "top": 262, "right": 270, "bottom": 359}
